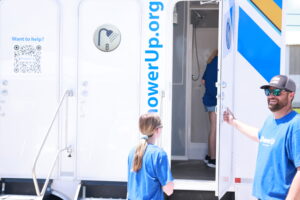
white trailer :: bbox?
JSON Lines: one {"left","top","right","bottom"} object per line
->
{"left": 0, "top": 0, "right": 299, "bottom": 199}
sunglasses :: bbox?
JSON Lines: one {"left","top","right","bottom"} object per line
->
{"left": 264, "top": 88, "right": 285, "bottom": 96}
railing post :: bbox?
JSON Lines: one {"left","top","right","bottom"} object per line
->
{"left": 32, "top": 89, "right": 73, "bottom": 197}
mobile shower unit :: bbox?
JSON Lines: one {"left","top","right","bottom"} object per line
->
{"left": 0, "top": 0, "right": 299, "bottom": 199}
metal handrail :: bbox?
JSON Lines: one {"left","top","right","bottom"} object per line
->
{"left": 32, "top": 90, "right": 73, "bottom": 196}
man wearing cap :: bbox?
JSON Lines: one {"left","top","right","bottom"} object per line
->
{"left": 223, "top": 75, "right": 300, "bottom": 199}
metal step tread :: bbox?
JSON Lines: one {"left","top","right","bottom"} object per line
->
{"left": 0, "top": 195, "right": 41, "bottom": 200}
{"left": 174, "top": 179, "right": 216, "bottom": 191}
{"left": 174, "top": 179, "right": 235, "bottom": 192}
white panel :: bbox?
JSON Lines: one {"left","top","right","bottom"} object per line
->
{"left": 233, "top": 53, "right": 267, "bottom": 179}
{"left": 77, "top": 0, "right": 141, "bottom": 181}
{"left": 57, "top": 0, "right": 81, "bottom": 178}
{"left": 0, "top": 0, "right": 60, "bottom": 178}
{"left": 286, "top": 31, "right": 300, "bottom": 45}
{"left": 286, "top": 14, "right": 300, "bottom": 26}
{"left": 285, "top": 0, "right": 300, "bottom": 13}
{"left": 216, "top": 0, "right": 234, "bottom": 198}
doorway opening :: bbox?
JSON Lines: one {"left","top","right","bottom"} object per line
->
{"left": 171, "top": 1, "right": 219, "bottom": 181}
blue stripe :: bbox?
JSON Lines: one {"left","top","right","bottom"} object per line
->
{"left": 238, "top": 8, "right": 280, "bottom": 82}
{"left": 274, "top": 0, "right": 282, "bottom": 9}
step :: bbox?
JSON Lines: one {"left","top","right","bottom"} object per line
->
{"left": 0, "top": 195, "right": 42, "bottom": 200}
{"left": 50, "top": 179, "right": 81, "bottom": 200}
{"left": 174, "top": 179, "right": 216, "bottom": 191}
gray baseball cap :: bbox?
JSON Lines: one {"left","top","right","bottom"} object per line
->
{"left": 260, "top": 75, "right": 296, "bottom": 92}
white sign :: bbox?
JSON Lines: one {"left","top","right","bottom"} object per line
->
{"left": 93, "top": 24, "right": 121, "bottom": 52}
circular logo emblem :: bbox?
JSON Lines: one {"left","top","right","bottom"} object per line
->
{"left": 93, "top": 24, "right": 121, "bottom": 52}
{"left": 226, "top": 20, "right": 231, "bottom": 50}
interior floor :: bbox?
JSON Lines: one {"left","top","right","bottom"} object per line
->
{"left": 171, "top": 160, "right": 215, "bottom": 180}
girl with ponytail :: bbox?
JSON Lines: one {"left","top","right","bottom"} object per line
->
{"left": 127, "top": 113, "right": 174, "bottom": 199}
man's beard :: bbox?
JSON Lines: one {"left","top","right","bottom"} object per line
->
{"left": 267, "top": 98, "right": 288, "bottom": 112}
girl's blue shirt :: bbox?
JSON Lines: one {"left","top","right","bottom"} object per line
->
{"left": 127, "top": 144, "right": 173, "bottom": 200}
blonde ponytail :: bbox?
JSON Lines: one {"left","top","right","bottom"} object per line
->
{"left": 132, "top": 113, "right": 162, "bottom": 172}
{"left": 133, "top": 138, "right": 148, "bottom": 172}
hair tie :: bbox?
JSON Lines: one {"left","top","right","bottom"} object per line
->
{"left": 141, "top": 135, "right": 149, "bottom": 140}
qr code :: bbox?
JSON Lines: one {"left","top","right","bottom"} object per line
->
{"left": 14, "top": 45, "right": 41, "bottom": 73}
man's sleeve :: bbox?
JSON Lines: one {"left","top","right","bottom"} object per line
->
{"left": 290, "top": 129, "right": 300, "bottom": 167}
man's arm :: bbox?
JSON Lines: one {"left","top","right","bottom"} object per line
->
{"left": 286, "top": 167, "right": 300, "bottom": 200}
{"left": 223, "top": 109, "right": 259, "bottom": 142}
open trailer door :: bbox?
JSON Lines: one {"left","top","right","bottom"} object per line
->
{"left": 216, "top": 0, "right": 235, "bottom": 198}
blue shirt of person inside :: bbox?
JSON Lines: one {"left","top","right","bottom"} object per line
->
{"left": 202, "top": 56, "right": 218, "bottom": 107}
{"left": 253, "top": 111, "right": 300, "bottom": 199}
{"left": 127, "top": 144, "right": 173, "bottom": 200}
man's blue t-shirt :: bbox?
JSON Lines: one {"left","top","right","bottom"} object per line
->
{"left": 202, "top": 56, "right": 218, "bottom": 107}
{"left": 253, "top": 111, "right": 300, "bottom": 200}
{"left": 127, "top": 144, "right": 173, "bottom": 200}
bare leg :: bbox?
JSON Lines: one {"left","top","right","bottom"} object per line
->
{"left": 208, "top": 111, "right": 217, "bottom": 159}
